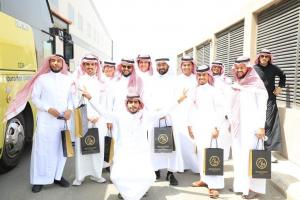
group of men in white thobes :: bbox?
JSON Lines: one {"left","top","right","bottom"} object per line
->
{"left": 5, "top": 52, "right": 269, "bottom": 200}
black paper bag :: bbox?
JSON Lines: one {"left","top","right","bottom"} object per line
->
{"left": 249, "top": 149, "right": 271, "bottom": 179}
{"left": 80, "top": 128, "right": 100, "bottom": 155}
{"left": 203, "top": 139, "right": 224, "bottom": 176}
{"left": 104, "top": 137, "right": 114, "bottom": 163}
{"left": 154, "top": 119, "right": 175, "bottom": 153}
{"left": 61, "top": 126, "right": 74, "bottom": 158}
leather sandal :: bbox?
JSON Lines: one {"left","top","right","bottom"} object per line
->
{"left": 242, "top": 190, "right": 258, "bottom": 199}
{"left": 192, "top": 180, "right": 208, "bottom": 187}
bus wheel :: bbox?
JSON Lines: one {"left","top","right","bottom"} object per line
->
{"left": 0, "top": 114, "right": 26, "bottom": 173}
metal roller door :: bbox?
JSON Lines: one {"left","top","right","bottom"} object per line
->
{"left": 257, "top": 0, "right": 300, "bottom": 106}
{"left": 196, "top": 41, "right": 211, "bottom": 66}
{"left": 185, "top": 48, "right": 193, "bottom": 58}
{"left": 216, "top": 21, "right": 244, "bottom": 77}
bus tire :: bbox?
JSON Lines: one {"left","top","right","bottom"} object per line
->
{"left": 0, "top": 114, "right": 26, "bottom": 173}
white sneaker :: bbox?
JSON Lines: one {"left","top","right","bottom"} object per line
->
{"left": 90, "top": 176, "right": 106, "bottom": 183}
{"left": 72, "top": 179, "right": 82, "bottom": 186}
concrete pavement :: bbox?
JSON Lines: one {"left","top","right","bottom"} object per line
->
{"left": 0, "top": 146, "right": 288, "bottom": 200}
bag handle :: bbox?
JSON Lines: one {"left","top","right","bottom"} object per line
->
{"left": 63, "top": 120, "right": 69, "bottom": 130}
{"left": 107, "top": 128, "right": 112, "bottom": 137}
{"left": 256, "top": 138, "right": 265, "bottom": 150}
{"left": 158, "top": 117, "right": 168, "bottom": 128}
{"left": 78, "top": 95, "right": 85, "bottom": 106}
{"left": 210, "top": 138, "right": 219, "bottom": 148}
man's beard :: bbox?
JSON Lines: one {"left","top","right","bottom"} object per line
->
{"left": 158, "top": 69, "right": 168, "bottom": 75}
{"left": 122, "top": 72, "right": 132, "bottom": 77}
{"left": 129, "top": 107, "right": 139, "bottom": 114}
{"left": 50, "top": 67, "right": 62, "bottom": 73}
{"left": 129, "top": 110, "right": 138, "bottom": 114}
{"left": 237, "top": 72, "right": 247, "bottom": 79}
{"left": 259, "top": 61, "right": 269, "bottom": 67}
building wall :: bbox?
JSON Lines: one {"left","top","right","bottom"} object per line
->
{"left": 178, "top": 0, "right": 300, "bottom": 166}
{"left": 49, "top": 0, "right": 112, "bottom": 71}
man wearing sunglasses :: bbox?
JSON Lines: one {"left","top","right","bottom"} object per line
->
{"left": 254, "top": 49, "right": 286, "bottom": 163}
{"left": 111, "top": 59, "right": 143, "bottom": 113}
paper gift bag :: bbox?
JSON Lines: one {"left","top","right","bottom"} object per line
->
{"left": 203, "top": 139, "right": 224, "bottom": 176}
{"left": 80, "top": 128, "right": 100, "bottom": 155}
{"left": 74, "top": 99, "right": 88, "bottom": 138}
{"left": 61, "top": 121, "right": 74, "bottom": 157}
{"left": 104, "top": 129, "right": 114, "bottom": 163}
{"left": 249, "top": 139, "right": 271, "bottom": 179}
{"left": 154, "top": 118, "right": 175, "bottom": 153}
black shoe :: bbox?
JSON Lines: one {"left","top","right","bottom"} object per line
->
{"left": 165, "top": 171, "right": 173, "bottom": 180}
{"left": 167, "top": 174, "right": 178, "bottom": 186}
{"left": 32, "top": 185, "right": 43, "bottom": 193}
{"left": 155, "top": 170, "right": 160, "bottom": 179}
{"left": 105, "top": 167, "right": 110, "bottom": 173}
{"left": 142, "top": 192, "right": 148, "bottom": 198}
{"left": 117, "top": 193, "right": 124, "bottom": 199}
{"left": 54, "top": 177, "right": 70, "bottom": 187}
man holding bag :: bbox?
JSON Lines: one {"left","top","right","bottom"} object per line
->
{"left": 4, "top": 55, "right": 73, "bottom": 193}
{"left": 72, "top": 54, "right": 107, "bottom": 186}
{"left": 81, "top": 87, "right": 187, "bottom": 200}
{"left": 230, "top": 56, "right": 268, "bottom": 199}
{"left": 187, "top": 65, "right": 224, "bottom": 199}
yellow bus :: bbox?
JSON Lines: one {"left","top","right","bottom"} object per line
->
{"left": 0, "top": 0, "right": 73, "bottom": 173}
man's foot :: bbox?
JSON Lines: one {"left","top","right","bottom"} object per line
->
{"left": 192, "top": 180, "right": 208, "bottom": 187}
{"left": 54, "top": 177, "right": 70, "bottom": 187}
{"left": 242, "top": 190, "right": 258, "bottom": 199}
{"left": 209, "top": 189, "right": 219, "bottom": 199}
{"left": 166, "top": 172, "right": 178, "bottom": 186}
{"left": 90, "top": 176, "right": 106, "bottom": 183}
{"left": 72, "top": 179, "right": 82, "bottom": 186}
{"left": 117, "top": 193, "right": 124, "bottom": 200}
{"left": 155, "top": 170, "right": 160, "bottom": 179}
{"left": 271, "top": 154, "right": 278, "bottom": 163}
{"left": 32, "top": 185, "right": 43, "bottom": 193}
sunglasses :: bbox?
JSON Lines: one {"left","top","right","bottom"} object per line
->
{"left": 122, "top": 65, "right": 132, "bottom": 69}
{"left": 260, "top": 55, "right": 270, "bottom": 59}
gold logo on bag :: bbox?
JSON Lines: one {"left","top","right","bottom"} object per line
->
{"left": 85, "top": 135, "right": 96, "bottom": 146}
{"left": 256, "top": 158, "right": 267, "bottom": 169}
{"left": 158, "top": 134, "right": 168, "bottom": 144}
{"left": 209, "top": 156, "right": 220, "bottom": 167}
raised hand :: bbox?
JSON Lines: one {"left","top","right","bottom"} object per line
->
{"left": 178, "top": 88, "right": 188, "bottom": 104}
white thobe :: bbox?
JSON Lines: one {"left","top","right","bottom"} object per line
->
{"left": 89, "top": 99, "right": 179, "bottom": 200}
{"left": 111, "top": 76, "right": 132, "bottom": 113}
{"left": 230, "top": 84, "right": 268, "bottom": 195}
{"left": 73, "top": 74, "right": 106, "bottom": 182}
{"left": 173, "top": 74, "right": 199, "bottom": 172}
{"left": 188, "top": 83, "right": 224, "bottom": 189}
{"left": 213, "top": 75, "right": 232, "bottom": 160}
{"left": 30, "top": 71, "right": 73, "bottom": 184}
{"left": 148, "top": 74, "right": 184, "bottom": 172}
{"left": 136, "top": 71, "right": 153, "bottom": 108}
